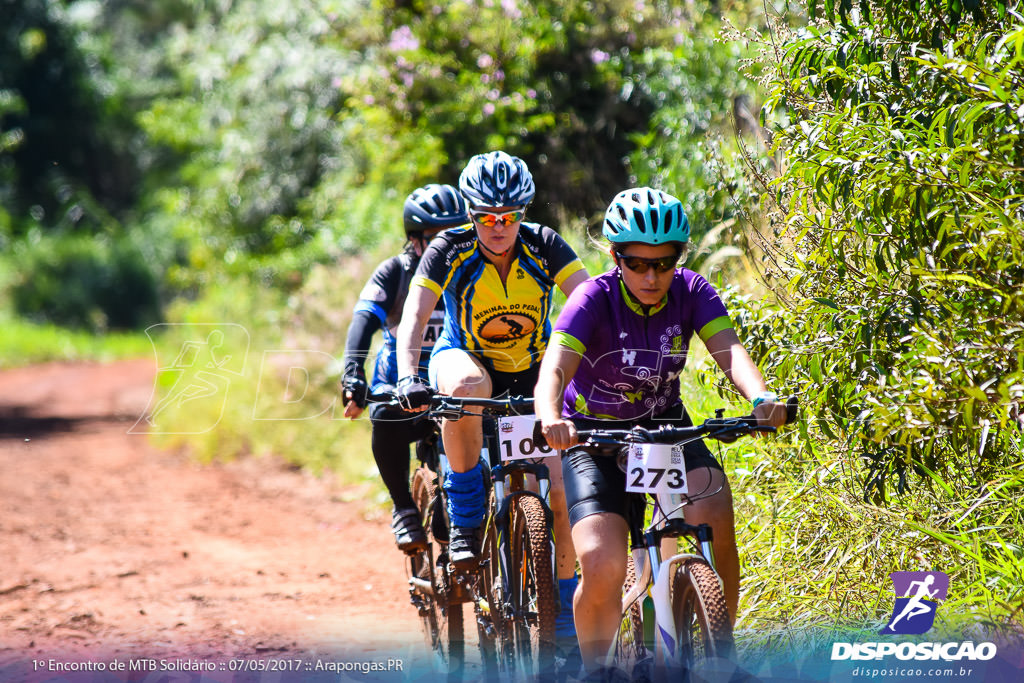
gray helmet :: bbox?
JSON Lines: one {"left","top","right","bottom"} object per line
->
{"left": 403, "top": 184, "right": 469, "bottom": 236}
{"left": 602, "top": 187, "right": 690, "bottom": 245}
{"left": 458, "top": 151, "right": 536, "bottom": 208}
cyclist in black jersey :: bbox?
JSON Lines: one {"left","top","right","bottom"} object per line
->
{"left": 341, "top": 184, "right": 468, "bottom": 553}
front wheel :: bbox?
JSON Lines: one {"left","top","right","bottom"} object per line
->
{"left": 507, "top": 494, "right": 557, "bottom": 676}
{"left": 669, "top": 558, "right": 734, "bottom": 669}
{"left": 613, "top": 554, "right": 649, "bottom": 679}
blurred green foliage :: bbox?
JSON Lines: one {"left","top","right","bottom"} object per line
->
{"left": 3, "top": 0, "right": 768, "bottom": 328}
{"left": 11, "top": 231, "right": 161, "bottom": 330}
{"left": 0, "top": 0, "right": 144, "bottom": 231}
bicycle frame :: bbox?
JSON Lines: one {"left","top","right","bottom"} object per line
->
{"left": 441, "top": 398, "right": 559, "bottom": 669}
{"left": 621, "top": 495, "right": 722, "bottom": 671}
{"left": 534, "top": 397, "right": 798, "bottom": 677}
{"left": 389, "top": 392, "right": 558, "bottom": 676}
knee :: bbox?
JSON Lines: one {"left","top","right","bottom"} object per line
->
{"left": 688, "top": 471, "right": 736, "bottom": 526}
{"left": 576, "top": 543, "right": 625, "bottom": 598}
{"left": 447, "top": 374, "right": 489, "bottom": 398}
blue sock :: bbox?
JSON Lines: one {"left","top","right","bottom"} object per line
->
{"left": 556, "top": 575, "right": 579, "bottom": 638}
{"left": 443, "top": 462, "right": 486, "bottom": 529}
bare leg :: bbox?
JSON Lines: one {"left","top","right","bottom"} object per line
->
{"left": 572, "top": 513, "right": 628, "bottom": 672}
{"left": 431, "top": 349, "right": 491, "bottom": 473}
{"left": 684, "top": 467, "right": 739, "bottom": 623}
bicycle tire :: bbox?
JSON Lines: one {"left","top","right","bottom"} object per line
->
{"left": 670, "top": 558, "right": 734, "bottom": 667}
{"left": 613, "top": 554, "right": 648, "bottom": 676}
{"left": 411, "top": 466, "right": 465, "bottom": 678}
{"left": 475, "top": 512, "right": 501, "bottom": 679}
{"left": 508, "top": 494, "right": 557, "bottom": 676}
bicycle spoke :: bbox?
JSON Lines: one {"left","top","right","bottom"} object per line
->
{"left": 411, "top": 466, "right": 465, "bottom": 679}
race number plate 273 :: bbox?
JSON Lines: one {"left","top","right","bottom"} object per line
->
{"left": 625, "top": 443, "right": 688, "bottom": 495}
{"left": 497, "top": 415, "right": 555, "bottom": 461}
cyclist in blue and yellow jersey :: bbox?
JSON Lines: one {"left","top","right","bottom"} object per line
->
{"left": 394, "top": 151, "right": 590, "bottom": 640}
{"left": 535, "top": 188, "right": 789, "bottom": 676}
{"left": 341, "top": 184, "right": 468, "bottom": 554}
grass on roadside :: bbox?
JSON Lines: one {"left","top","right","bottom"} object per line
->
{"left": 0, "top": 312, "right": 152, "bottom": 368}
{"left": 141, "top": 249, "right": 393, "bottom": 504}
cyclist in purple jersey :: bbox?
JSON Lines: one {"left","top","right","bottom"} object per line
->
{"left": 535, "top": 188, "right": 788, "bottom": 675}
{"left": 553, "top": 267, "right": 732, "bottom": 422}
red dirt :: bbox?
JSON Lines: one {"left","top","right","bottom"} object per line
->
{"left": 0, "top": 359, "right": 430, "bottom": 679}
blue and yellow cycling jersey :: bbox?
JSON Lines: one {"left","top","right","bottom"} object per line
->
{"left": 412, "top": 222, "right": 586, "bottom": 373}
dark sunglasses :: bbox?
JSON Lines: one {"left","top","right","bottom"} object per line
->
{"left": 470, "top": 209, "right": 525, "bottom": 228}
{"left": 615, "top": 251, "right": 680, "bottom": 274}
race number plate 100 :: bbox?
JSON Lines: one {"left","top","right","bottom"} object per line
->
{"left": 625, "top": 443, "right": 688, "bottom": 495}
{"left": 497, "top": 415, "right": 555, "bottom": 461}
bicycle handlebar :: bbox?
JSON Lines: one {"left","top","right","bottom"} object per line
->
{"left": 532, "top": 396, "right": 799, "bottom": 449}
{"left": 365, "top": 390, "right": 535, "bottom": 419}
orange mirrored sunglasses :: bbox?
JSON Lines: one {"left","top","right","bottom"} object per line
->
{"left": 469, "top": 209, "right": 525, "bottom": 228}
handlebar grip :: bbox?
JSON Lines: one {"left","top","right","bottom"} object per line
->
{"left": 532, "top": 420, "right": 549, "bottom": 449}
{"left": 785, "top": 396, "right": 799, "bottom": 425}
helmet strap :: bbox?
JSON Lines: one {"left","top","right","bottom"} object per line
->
{"left": 478, "top": 239, "right": 511, "bottom": 259}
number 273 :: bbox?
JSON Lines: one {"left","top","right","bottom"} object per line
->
{"left": 630, "top": 467, "right": 685, "bottom": 490}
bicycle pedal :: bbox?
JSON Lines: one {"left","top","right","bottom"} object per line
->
{"left": 408, "top": 594, "right": 430, "bottom": 617}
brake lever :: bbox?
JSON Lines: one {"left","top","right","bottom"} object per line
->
{"left": 707, "top": 423, "right": 774, "bottom": 444}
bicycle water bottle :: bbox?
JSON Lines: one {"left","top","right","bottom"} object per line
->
{"left": 642, "top": 593, "right": 656, "bottom": 651}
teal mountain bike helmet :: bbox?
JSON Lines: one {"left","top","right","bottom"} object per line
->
{"left": 602, "top": 187, "right": 690, "bottom": 245}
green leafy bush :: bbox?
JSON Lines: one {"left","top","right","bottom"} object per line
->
{"left": 11, "top": 232, "right": 161, "bottom": 331}
{"left": 753, "top": 2, "right": 1024, "bottom": 499}
{"left": 730, "top": 0, "right": 1024, "bottom": 632}
{"left": 625, "top": 4, "right": 769, "bottom": 240}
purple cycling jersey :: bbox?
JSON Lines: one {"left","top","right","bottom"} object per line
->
{"left": 551, "top": 268, "right": 733, "bottom": 420}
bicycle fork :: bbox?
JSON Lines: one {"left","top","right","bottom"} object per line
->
{"left": 639, "top": 493, "right": 723, "bottom": 672}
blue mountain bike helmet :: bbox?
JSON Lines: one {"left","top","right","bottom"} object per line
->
{"left": 458, "top": 151, "right": 536, "bottom": 208}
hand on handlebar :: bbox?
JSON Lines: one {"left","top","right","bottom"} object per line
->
{"left": 540, "top": 418, "right": 578, "bottom": 451}
{"left": 752, "top": 398, "right": 793, "bottom": 437}
{"left": 397, "top": 376, "right": 433, "bottom": 412}
{"left": 341, "top": 374, "right": 369, "bottom": 419}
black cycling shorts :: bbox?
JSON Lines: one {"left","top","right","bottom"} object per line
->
{"left": 488, "top": 364, "right": 540, "bottom": 399}
{"left": 561, "top": 403, "right": 724, "bottom": 528}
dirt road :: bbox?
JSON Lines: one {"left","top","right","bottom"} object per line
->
{"left": 0, "top": 359, "right": 429, "bottom": 680}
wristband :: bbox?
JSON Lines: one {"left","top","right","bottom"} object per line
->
{"left": 751, "top": 391, "right": 777, "bottom": 409}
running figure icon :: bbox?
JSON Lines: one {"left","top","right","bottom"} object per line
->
{"left": 886, "top": 575, "right": 937, "bottom": 631}
{"left": 881, "top": 571, "right": 949, "bottom": 635}
{"left": 131, "top": 323, "right": 249, "bottom": 435}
